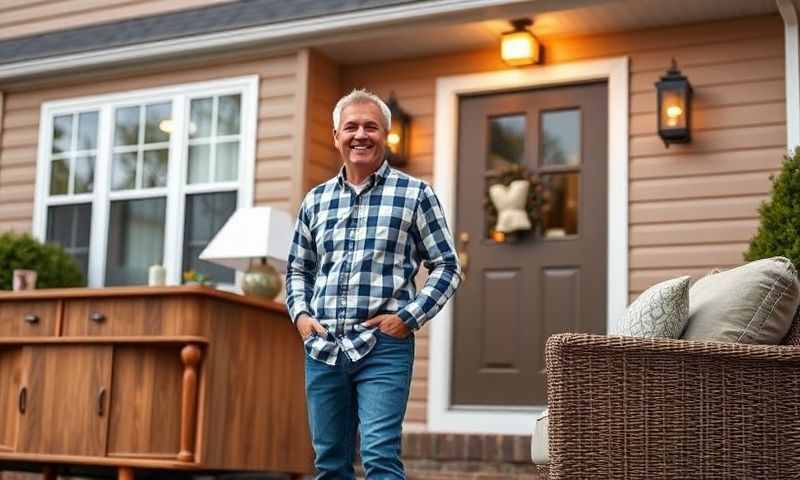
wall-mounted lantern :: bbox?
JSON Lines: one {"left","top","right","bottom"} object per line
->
{"left": 386, "top": 92, "right": 410, "bottom": 166}
{"left": 655, "top": 59, "right": 692, "bottom": 147}
{"left": 501, "top": 18, "right": 540, "bottom": 67}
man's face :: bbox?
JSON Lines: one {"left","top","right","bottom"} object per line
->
{"left": 334, "top": 101, "right": 387, "bottom": 171}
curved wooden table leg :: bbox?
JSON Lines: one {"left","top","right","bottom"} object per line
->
{"left": 178, "top": 343, "right": 203, "bottom": 462}
{"left": 118, "top": 467, "right": 134, "bottom": 480}
{"left": 42, "top": 466, "right": 57, "bottom": 480}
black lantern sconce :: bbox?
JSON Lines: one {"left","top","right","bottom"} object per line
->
{"left": 386, "top": 92, "right": 410, "bottom": 166}
{"left": 655, "top": 59, "right": 692, "bottom": 147}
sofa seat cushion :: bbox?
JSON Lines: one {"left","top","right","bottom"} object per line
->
{"left": 682, "top": 257, "right": 800, "bottom": 344}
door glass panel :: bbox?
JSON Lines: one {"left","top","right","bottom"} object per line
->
{"left": 106, "top": 198, "right": 166, "bottom": 286}
{"left": 52, "top": 115, "right": 73, "bottom": 154}
{"left": 541, "top": 109, "right": 581, "bottom": 167}
{"left": 46, "top": 203, "right": 91, "bottom": 285}
{"left": 74, "top": 155, "right": 95, "bottom": 194}
{"left": 487, "top": 114, "right": 525, "bottom": 171}
{"left": 183, "top": 191, "right": 237, "bottom": 285}
{"left": 541, "top": 173, "right": 579, "bottom": 237}
{"left": 50, "top": 159, "right": 69, "bottom": 195}
{"left": 114, "top": 106, "right": 140, "bottom": 146}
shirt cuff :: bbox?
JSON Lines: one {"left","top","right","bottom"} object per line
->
{"left": 290, "top": 308, "right": 311, "bottom": 324}
{"left": 398, "top": 306, "right": 424, "bottom": 331}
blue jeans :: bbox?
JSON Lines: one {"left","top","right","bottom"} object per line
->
{"left": 304, "top": 330, "right": 415, "bottom": 480}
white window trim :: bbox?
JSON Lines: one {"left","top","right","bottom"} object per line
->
{"left": 429, "top": 57, "right": 629, "bottom": 435}
{"left": 33, "top": 75, "right": 259, "bottom": 288}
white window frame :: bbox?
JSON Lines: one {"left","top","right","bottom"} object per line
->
{"left": 33, "top": 75, "right": 259, "bottom": 288}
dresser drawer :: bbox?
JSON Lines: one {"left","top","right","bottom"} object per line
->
{"left": 62, "top": 297, "right": 198, "bottom": 336}
{"left": 0, "top": 301, "right": 58, "bottom": 336}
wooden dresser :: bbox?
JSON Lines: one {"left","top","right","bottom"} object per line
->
{"left": 0, "top": 286, "right": 313, "bottom": 479}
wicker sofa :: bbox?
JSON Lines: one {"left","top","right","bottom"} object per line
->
{"left": 539, "top": 311, "right": 800, "bottom": 480}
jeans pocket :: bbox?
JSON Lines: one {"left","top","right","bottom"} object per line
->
{"left": 376, "top": 329, "right": 411, "bottom": 342}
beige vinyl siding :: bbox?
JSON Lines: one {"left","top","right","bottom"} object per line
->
{"left": 341, "top": 14, "right": 784, "bottom": 427}
{"left": 0, "top": 0, "right": 234, "bottom": 41}
{"left": 0, "top": 51, "right": 306, "bottom": 233}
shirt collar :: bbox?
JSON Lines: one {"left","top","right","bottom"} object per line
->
{"left": 336, "top": 159, "right": 391, "bottom": 190}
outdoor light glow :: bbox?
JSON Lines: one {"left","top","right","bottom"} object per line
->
{"left": 159, "top": 119, "right": 174, "bottom": 133}
{"left": 501, "top": 31, "right": 539, "bottom": 66}
{"left": 387, "top": 132, "right": 401, "bottom": 145}
{"left": 666, "top": 105, "right": 683, "bottom": 118}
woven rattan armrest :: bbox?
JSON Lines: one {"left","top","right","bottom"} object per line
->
{"left": 543, "top": 333, "right": 800, "bottom": 480}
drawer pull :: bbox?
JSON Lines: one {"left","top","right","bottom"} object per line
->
{"left": 18, "top": 387, "right": 26, "bottom": 414}
{"left": 23, "top": 314, "right": 39, "bottom": 325}
{"left": 97, "top": 387, "right": 107, "bottom": 417}
{"left": 90, "top": 312, "right": 106, "bottom": 323}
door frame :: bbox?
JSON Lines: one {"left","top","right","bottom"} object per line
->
{"left": 429, "top": 56, "right": 629, "bottom": 434}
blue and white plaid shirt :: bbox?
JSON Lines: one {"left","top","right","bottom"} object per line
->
{"left": 286, "top": 160, "right": 462, "bottom": 365}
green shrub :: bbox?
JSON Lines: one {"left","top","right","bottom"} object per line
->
{"left": 744, "top": 149, "right": 800, "bottom": 267}
{"left": 0, "top": 231, "right": 84, "bottom": 290}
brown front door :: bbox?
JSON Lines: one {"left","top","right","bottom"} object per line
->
{"left": 452, "top": 82, "right": 608, "bottom": 407}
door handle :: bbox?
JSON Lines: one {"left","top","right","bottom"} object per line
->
{"left": 457, "top": 232, "right": 469, "bottom": 278}
{"left": 18, "top": 386, "right": 27, "bottom": 415}
{"left": 97, "top": 387, "right": 107, "bottom": 417}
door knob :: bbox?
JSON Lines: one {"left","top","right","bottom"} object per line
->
{"left": 457, "top": 232, "right": 469, "bottom": 278}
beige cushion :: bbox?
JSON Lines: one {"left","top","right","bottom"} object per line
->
{"left": 682, "top": 257, "right": 800, "bottom": 344}
{"left": 531, "top": 409, "right": 549, "bottom": 464}
{"left": 620, "top": 276, "right": 691, "bottom": 338}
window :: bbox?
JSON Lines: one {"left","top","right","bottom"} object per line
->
{"left": 34, "top": 76, "right": 258, "bottom": 288}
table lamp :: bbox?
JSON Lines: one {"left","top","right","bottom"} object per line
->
{"left": 199, "top": 206, "right": 294, "bottom": 299}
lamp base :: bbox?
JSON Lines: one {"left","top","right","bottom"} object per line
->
{"left": 241, "top": 261, "right": 282, "bottom": 300}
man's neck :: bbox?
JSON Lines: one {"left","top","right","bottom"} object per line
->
{"left": 344, "top": 161, "right": 380, "bottom": 185}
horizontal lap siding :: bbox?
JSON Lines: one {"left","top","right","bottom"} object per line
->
{"left": 0, "top": 52, "right": 305, "bottom": 232}
{"left": 0, "top": 0, "right": 234, "bottom": 41}
{"left": 305, "top": 51, "right": 342, "bottom": 194}
{"left": 341, "top": 14, "right": 785, "bottom": 428}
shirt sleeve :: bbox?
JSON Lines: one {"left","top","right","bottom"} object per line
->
{"left": 397, "top": 183, "right": 463, "bottom": 330}
{"left": 285, "top": 197, "right": 317, "bottom": 323}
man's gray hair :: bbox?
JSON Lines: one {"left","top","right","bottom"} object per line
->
{"left": 332, "top": 89, "right": 392, "bottom": 131}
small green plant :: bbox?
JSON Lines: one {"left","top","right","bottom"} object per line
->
{"left": 0, "top": 231, "right": 84, "bottom": 290}
{"left": 183, "top": 270, "right": 212, "bottom": 285}
{"left": 744, "top": 149, "right": 800, "bottom": 267}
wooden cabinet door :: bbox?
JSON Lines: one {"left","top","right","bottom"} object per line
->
{"left": 18, "top": 346, "right": 113, "bottom": 456}
{"left": 0, "top": 348, "right": 23, "bottom": 452}
{"left": 107, "top": 346, "right": 183, "bottom": 459}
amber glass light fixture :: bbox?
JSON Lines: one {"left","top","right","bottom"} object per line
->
{"left": 386, "top": 92, "right": 410, "bottom": 166}
{"left": 501, "top": 19, "right": 540, "bottom": 66}
{"left": 655, "top": 59, "right": 692, "bottom": 147}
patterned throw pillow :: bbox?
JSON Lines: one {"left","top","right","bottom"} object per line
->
{"left": 619, "top": 276, "right": 691, "bottom": 338}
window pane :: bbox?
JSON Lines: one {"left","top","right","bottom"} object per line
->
{"left": 190, "top": 97, "right": 213, "bottom": 139}
{"left": 114, "top": 106, "right": 140, "bottom": 146}
{"left": 541, "top": 109, "right": 581, "bottom": 167}
{"left": 112, "top": 152, "right": 137, "bottom": 191}
{"left": 541, "top": 173, "right": 579, "bottom": 237}
{"left": 46, "top": 203, "right": 91, "bottom": 285}
{"left": 74, "top": 155, "right": 95, "bottom": 194}
{"left": 77, "top": 111, "right": 99, "bottom": 150}
{"left": 183, "top": 191, "right": 237, "bottom": 285}
{"left": 488, "top": 114, "right": 525, "bottom": 171}
{"left": 50, "top": 159, "right": 69, "bottom": 195}
{"left": 216, "top": 141, "right": 239, "bottom": 182}
{"left": 52, "top": 115, "right": 73, "bottom": 154}
{"left": 143, "top": 149, "right": 168, "bottom": 188}
{"left": 106, "top": 198, "right": 166, "bottom": 286}
{"left": 144, "top": 102, "right": 172, "bottom": 144}
{"left": 217, "top": 94, "right": 241, "bottom": 136}
{"left": 188, "top": 144, "right": 211, "bottom": 184}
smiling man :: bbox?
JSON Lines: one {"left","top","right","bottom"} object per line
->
{"left": 286, "top": 89, "right": 462, "bottom": 479}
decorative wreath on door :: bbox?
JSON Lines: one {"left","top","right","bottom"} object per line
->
{"left": 484, "top": 164, "right": 546, "bottom": 243}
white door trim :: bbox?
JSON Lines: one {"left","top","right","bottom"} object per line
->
{"left": 429, "top": 57, "right": 629, "bottom": 434}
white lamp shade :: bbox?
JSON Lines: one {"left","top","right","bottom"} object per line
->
{"left": 199, "top": 206, "right": 295, "bottom": 272}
